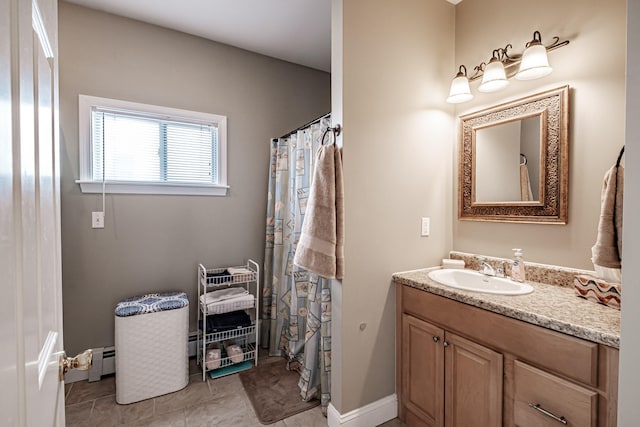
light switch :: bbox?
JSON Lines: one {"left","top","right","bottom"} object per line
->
{"left": 92, "top": 211, "right": 105, "bottom": 229}
{"left": 421, "top": 217, "right": 430, "bottom": 237}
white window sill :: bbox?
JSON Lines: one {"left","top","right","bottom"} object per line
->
{"left": 76, "top": 180, "right": 229, "bottom": 196}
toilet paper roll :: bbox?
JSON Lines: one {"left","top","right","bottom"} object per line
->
{"left": 442, "top": 259, "right": 465, "bottom": 269}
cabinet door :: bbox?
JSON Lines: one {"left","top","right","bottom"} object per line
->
{"left": 402, "top": 314, "right": 445, "bottom": 427}
{"left": 444, "top": 332, "right": 503, "bottom": 427}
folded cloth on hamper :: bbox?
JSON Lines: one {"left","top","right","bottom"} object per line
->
{"left": 199, "top": 310, "right": 252, "bottom": 334}
{"left": 200, "top": 287, "right": 248, "bottom": 304}
{"left": 115, "top": 292, "right": 189, "bottom": 317}
{"left": 201, "top": 294, "right": 254, "bottom": 314}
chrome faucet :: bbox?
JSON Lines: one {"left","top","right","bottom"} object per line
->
{"left": 477, "top": 257, "right": 495, "bottom": 276}
{"left": 496, "top": 262, "right": 506, "bottom": 278}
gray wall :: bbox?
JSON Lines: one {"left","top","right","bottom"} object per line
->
{"left": 59, "top": 3, "right": 330, "bottom": 355}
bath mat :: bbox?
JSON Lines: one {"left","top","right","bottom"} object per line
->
{"left": 239, "top": 358, "right": 319, "bottom": 424}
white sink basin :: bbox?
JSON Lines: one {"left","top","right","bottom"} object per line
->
{"left": 427, "top": 269, "right": 534, "bottom": 295}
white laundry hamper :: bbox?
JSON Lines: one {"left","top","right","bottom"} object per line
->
{"left": 114, "top": 291, "right": 189, "bottom": 404}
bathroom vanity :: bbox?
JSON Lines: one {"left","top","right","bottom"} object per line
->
{"left": 393, "top": 261, "right": 619, "bottom": 427}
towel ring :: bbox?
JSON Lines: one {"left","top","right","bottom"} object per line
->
{"left": 616, "top": 146, "right": 625, "bottom": 167}
{"left": 520, "top": 153, "right": 527, "bottom": 166}
{"left": 321, "top": 124, "right": 342, "bottom": 146}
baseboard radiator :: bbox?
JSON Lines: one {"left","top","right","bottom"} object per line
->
{"left": 64, "top": 331, "right": 200, "bottom": 384}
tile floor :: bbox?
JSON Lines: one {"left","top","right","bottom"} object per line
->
{"left": 64, "top": 357, "right": 407, "bottom": 427}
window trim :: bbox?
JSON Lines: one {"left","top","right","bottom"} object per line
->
{"left": 77, "top": 95, "right": 228, "bottom": 196}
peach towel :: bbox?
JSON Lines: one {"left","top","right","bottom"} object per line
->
{"left": 519, "top": 164, "right": 534, "bottom": 201}
{"left": 293, "top": 144, "right": 344, "bottom": 279}
{"left": 592, "top": 164, "right": 624, "bottom": 269}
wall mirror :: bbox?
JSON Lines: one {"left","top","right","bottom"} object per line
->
{"left": 458, "top": 85, "right": 569, "bottom": 223}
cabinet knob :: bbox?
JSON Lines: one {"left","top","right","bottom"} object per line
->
{"left": 443, "top": 341, "right": 449, "bottom": 347}
{"left": 433, "top": 336, "right": 440, "bottom": 343}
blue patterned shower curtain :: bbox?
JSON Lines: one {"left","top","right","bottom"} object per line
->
{"left": 262, "top": 116, "right": 332, "bottom": 414}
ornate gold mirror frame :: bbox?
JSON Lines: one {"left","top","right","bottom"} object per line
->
{"left": 458, "top": 85, "right": 569, "bottom": 223}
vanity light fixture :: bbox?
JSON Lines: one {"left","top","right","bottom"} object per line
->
{"left": 515, "top": 31, "right": 553, "bottom": 80}
{"left": 446, "top": 65, "right": 474, "bottom": 104}
{"left": 446, "top": 30, "right": 569, "bottom": 104}
{"left": 478, "top": 49, "right": 509, "bottom": 93}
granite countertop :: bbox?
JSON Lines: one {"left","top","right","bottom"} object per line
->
{"left": 393, "top": 267, "right": 621, "bottom": 349}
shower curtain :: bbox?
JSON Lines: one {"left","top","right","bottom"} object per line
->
{"left": 262, "top": 116, "right": 332, "bottom": 414}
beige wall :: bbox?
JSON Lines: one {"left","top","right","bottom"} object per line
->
{"left": 330, "top": 0, "right": 344, "bottom": 411}
{"left": 59, "top": 3, "right": 330, "bottom": 355}
{"left": 452, "top": 0, "right": 627, "bottom": 269}
{"left": 332, "top": 0, "right": 628, "bottom": 415}
{"left": 335, "top": 0, "right": 455, "bottom": 413}
{"left": 618, "top": 0, "right": 640, "bottom": 422}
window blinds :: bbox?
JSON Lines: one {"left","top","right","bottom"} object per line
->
{"left": 91, "top": 108, "right": 218, "bottom": 185}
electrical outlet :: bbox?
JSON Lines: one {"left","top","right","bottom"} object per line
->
{"left": 92, "top": 211, "right": 105, "bottom": 229}
{"left": 421, "top": 217, "right": 430, "bottom": 237}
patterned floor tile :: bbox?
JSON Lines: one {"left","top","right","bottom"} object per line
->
{"left": 65, "top": 368, "right": 328, "bottom": 427}
{"left": 125, "top": 409, "right": 186, "bottom": 427}
{"left": 88, "top": 395, "right": 121, "bottom": 426}
{"left": 66, "top": 376, "right": 116, "bottom": 405}
{"left": 282, "top": 406, "right": 327, "bottom": 427}
{"left": 154, "top": 375, "right": 213, "bottom": 416}
{"left": 119, "top": 397, "right": 154, "bottom": 424}
{"left": 64, "top": 400, "right": 94, "bottom": 427}
{"left": 207, "top": 373, "right": 244, "bottom": 397}
{"left": 184, "top": 393, "right": 250, "bottom": 426}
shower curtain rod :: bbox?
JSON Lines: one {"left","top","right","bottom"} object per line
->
{"left": 275, "top": 112, "right": 331, "bottom": 140}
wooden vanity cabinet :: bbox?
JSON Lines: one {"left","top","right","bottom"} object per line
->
{"left": 402, "top": 314, "right": 502, "bottom": 427}
{"left": 396, "top": 284, "right": 619, "bottom": 427}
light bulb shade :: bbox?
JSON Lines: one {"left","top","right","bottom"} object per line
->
{"left": 446, "top": 75, "right": 473, "bottom": 104}
{"left": 516, "top": 44, "right": 552, "bottom": 80}
{"left": 478, "top": 60, "right": 509, "bottom": 93}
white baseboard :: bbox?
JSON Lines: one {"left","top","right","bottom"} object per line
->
{"left": 64, "top": 367, "right": 90, "bottom": 383}
{"left": 327, "top": 394, "right": 397, "bottom": 427}
{"left": 65, "top": 331, "right": 200, "bottom": 384}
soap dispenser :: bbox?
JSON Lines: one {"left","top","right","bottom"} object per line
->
{"left": 511, "top": 248, "right": 526, "bottom": 283}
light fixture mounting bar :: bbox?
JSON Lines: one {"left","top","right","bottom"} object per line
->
{"left": 467, "top": 36, "right": 569, "bottom": 83}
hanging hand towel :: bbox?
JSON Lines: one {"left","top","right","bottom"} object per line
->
{"left": 592, "top": 164, "right": 624, "bottom": 269}
{"left": 519, "top": 164, "right": 534, "bottom": 201}
{"left": 293, "top": 144, "right": 344, "bottom": 279}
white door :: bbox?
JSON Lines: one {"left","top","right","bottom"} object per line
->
{"left": 1, "top": 0, "right": 68, "bottom": 425}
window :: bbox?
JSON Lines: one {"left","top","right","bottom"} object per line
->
{"left": 77, "top": 95, "right": 228, "bottom": 195}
